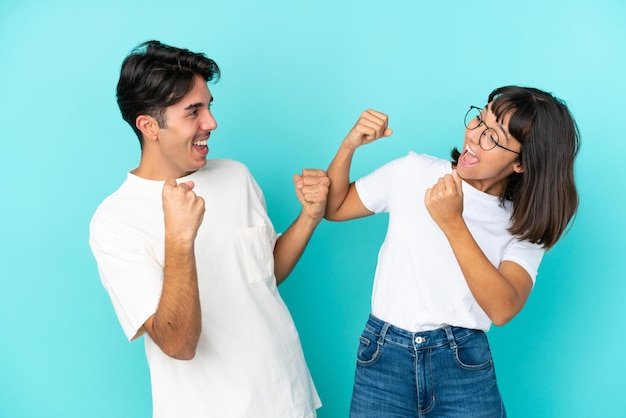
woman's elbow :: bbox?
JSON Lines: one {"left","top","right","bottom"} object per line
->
{"left": 323, "top": 211, "right": 341, "bottom": 221}
{"left": 490, "top": 315, "right": 514, "bottom": 327}
{"left": 489, "top": 305, "right": 522, "bottom": 327}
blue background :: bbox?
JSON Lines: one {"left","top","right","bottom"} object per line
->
{"left": 1, "top": 1, "right": 625, "bottom": 417}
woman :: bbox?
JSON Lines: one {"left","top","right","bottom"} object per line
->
{"left": 324, "top": 86, "right": 579, "bottom": 417}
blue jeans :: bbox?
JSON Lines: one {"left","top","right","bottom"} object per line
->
{"left": 350, "top": 314, "right": 506, "bottom": 418}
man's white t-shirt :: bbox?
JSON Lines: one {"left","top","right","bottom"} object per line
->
{"left": 90, "top": 159, "right": 320, "bottom": 418}
{"left": 355, "top": 152, "right": 544, "bottom": 332}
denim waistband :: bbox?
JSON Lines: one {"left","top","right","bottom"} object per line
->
{"left": 364, "top": 314, "right": 482, "bottom": 350}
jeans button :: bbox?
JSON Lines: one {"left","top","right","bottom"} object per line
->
{"left": 415, "top": 336, "right": 426, "bottom": 344}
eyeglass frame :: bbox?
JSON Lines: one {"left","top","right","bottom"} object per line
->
{"left": 464, "top": 105, "right": 520, "bottom": 155}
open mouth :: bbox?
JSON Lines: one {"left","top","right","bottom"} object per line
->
{"left": 460, "top": 145, "right": 479, "bottom": 166}
{"left": 192, "top": 138, "right": 209, "bottom": 155}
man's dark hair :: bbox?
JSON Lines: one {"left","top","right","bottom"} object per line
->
{"left": 116, "top": 40, "right": 220, "bottom": 146}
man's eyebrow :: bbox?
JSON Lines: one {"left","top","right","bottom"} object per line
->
{"left": 183, "top": 97, "right": 213, "bottom": 110}
{"left": 184, "top": 103, "right": 203, "bottom": 110}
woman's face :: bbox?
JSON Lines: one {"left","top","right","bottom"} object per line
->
{"left": 456, "top": 103, "right": 524, "bottom": 196}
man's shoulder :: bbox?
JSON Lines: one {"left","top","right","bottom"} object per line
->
{"left": 204, "top": 158, "right": 249, "bottom": 172}
{"left": 90, "top": 176, "right": 157, "bottom": 226}
{"left": 195, "top": 159, "right": 254, "bottom": 183}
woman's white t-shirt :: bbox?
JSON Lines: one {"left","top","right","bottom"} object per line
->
{"left": 355, "top": 152, "right": 544, "bottom": 332}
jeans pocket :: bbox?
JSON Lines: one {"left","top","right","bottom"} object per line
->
{"left": 356, "top": 329, "right": 382, "bottom": 366}
{"left": 452, "top": 331, "right": 493, "bottom": 371}
{"left": 238, "top": 223, "right": 275, "bottom": 284}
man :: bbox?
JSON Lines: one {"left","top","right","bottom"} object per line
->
{"left": 89, "top": 40, "right": 327, "bottom": 417}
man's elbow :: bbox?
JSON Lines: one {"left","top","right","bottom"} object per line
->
{"left": 162, "top": 345, "right": 197, "bottom": 360}
{"left": 173, "top": 350, "right": 197, "bottom": 361}
{"left": 155, "top": 332, "right": 199, "bottom": 360}
{"left": 148, "top": 317, "right": 201, "bottom": 360}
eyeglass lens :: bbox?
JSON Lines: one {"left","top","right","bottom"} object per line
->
{"left": 464, "top": 107, "right": 499, "bottom": 151}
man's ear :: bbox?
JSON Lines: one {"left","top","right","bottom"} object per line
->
{"left": 136, "top": 115, "right": 160, "bottom": 143}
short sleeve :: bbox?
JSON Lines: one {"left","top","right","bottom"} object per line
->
{"left": 89, "top": 215, "right": 163, "bottom": 341}
{"left": 355, "top": 155, "right": 408, "bottom": 214}
{"left": 502, "top": 239, "right": 545, "bottom": 284}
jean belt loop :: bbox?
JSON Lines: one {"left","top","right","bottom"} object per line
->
{"left": 378, "top": 321, "right": 391, "bottom": 347}
{"left": 444, "top": 325, "right": 458, "bottom": 350}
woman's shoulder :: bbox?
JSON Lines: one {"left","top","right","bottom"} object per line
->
{"left": 402, "top": 151, "right": 451, "bottom": 175}
{"left": 406, "top": 151, "right": 448, "bottom": 165}
{"left": 365, "top": 152, "right": 449, "bottom": 187}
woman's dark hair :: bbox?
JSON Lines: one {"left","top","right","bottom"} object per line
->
{"left": 451, "top": 86, "right": 580, "bottom": 249}
{"left": 116, "top": 40, "right": 220, "bottom": 146}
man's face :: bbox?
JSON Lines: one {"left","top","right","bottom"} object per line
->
{"left": 153, "top": 74, "right": 217, "bottom": 179}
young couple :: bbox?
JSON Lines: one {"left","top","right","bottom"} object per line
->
{"left": 90, "top": 40, "right": 578, "bottom": 418}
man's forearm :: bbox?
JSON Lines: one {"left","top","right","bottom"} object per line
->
{"left": 147, "top": 239, "right": 202, "bottom": 359}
